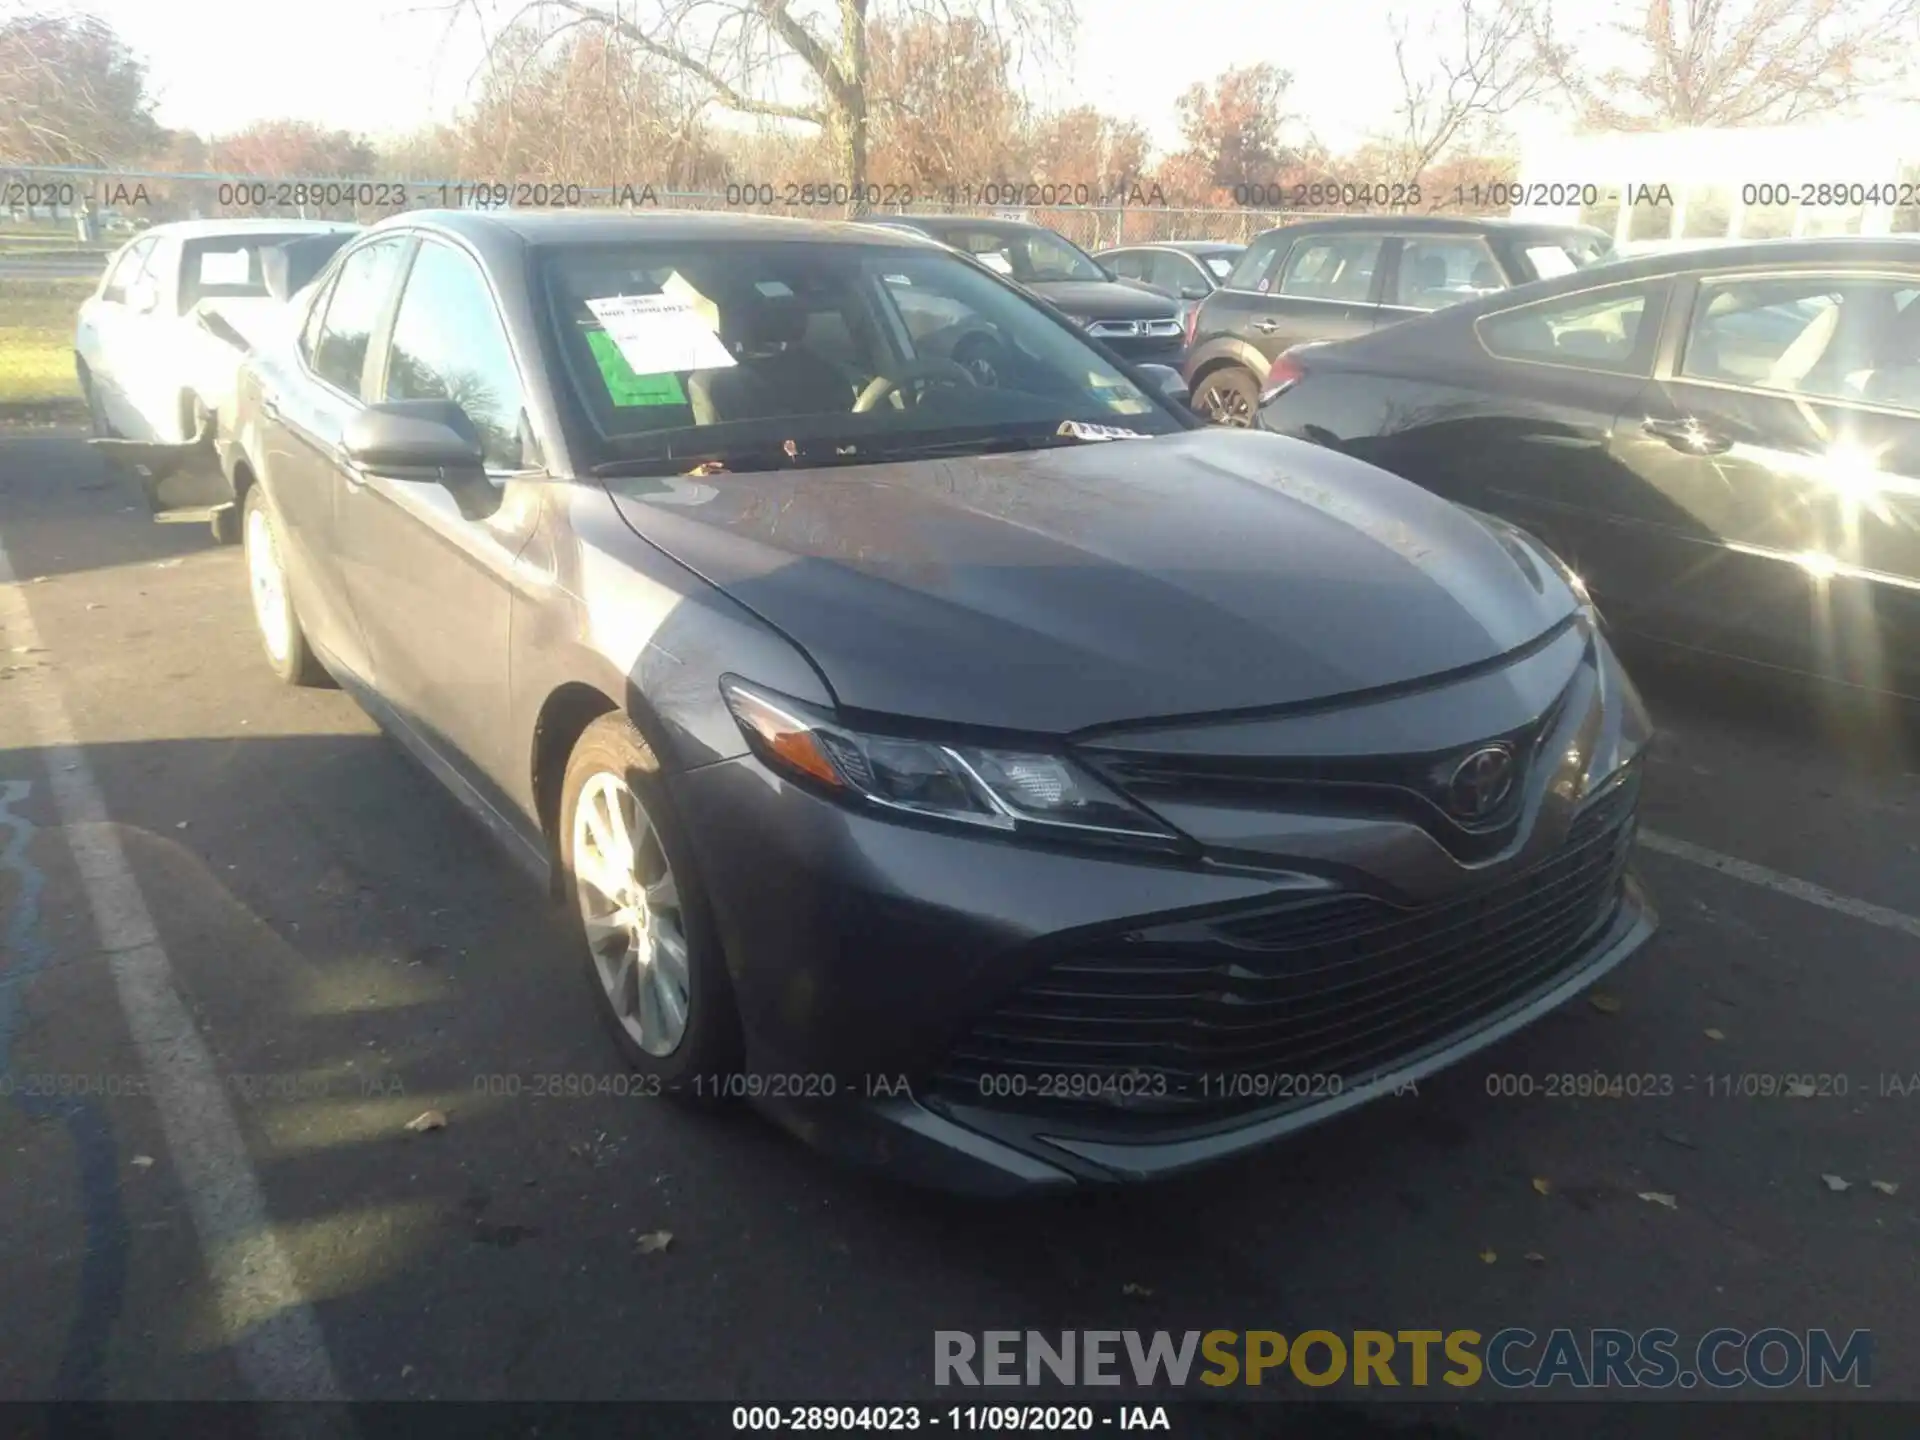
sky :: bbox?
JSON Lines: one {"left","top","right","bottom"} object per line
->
{"left": 68, "top": 0, "right": 1425, "bottom": 159}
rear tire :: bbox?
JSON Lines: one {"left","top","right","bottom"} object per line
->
{"left": 1193, "top": 365, "right": 1260, "bottom": 427}
{"left": 559, "top": 714, "right": 743, "bottom": 1104}
{"left": 242, "top": 486, "right": 327, "bottom": 686}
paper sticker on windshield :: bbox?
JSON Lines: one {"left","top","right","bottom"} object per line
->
{"left": 199, "top": 249, "right": 253, "bottom": 285}
{"left": 586, "top": 294, "right": 734, "bottom": 375}
{"left": 976, "top": 252, "right": 1014, "bottom": 275}
{"left": 1057, "top": 421, "right": 1149, "bottom": 442}
{"left": 755, "top": 280, "right": 793, "bottom": 297}
{"left": 587, "top": 330, "right": 687, "bottom": 407}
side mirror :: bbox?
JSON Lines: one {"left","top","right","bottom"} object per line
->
{"left": 342, "top": 400, "right": 498, "bottom": 519}
{"left": 1136, "top": 363, "right": 1190, "bottom": 410}
{"left": 1181, "top": 285, "right": 1209, "bottom": 301}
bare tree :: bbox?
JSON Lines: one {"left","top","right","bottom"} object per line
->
{"left": 0, "top": 8, "right": 160, "bottom": 166}
{"left": 1533, "top": 0, "right": 1920, "bottom": 130}
{"left": 1386, "top": 0, "right": 1546, "bottom": 186}
{"left": 448, "top": 0, "right": 1075, "bottom": 213}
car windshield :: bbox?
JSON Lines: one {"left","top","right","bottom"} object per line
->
{"left": 179, "top": 234, "right": 320, "bottom": 311}
{"left": 922, "top": 226, "right": 1108, "bottom": 284}
{"left": 541, "top": 239, "right": 1179, "bottom": 470}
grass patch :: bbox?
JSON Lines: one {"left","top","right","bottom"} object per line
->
{"left": 0, "top": 277, "right": 91, "bottom": 401}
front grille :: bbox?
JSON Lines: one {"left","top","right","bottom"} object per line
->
{"left": 932, "top": 771, "right": 1640, "bottom": 1121}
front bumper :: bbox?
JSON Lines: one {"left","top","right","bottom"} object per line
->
{"left": 671, "top": 638, "right": 1657, "bottom": 1195}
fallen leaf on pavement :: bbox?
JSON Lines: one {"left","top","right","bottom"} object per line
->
{"left": 1637, "top": 1191, "right": 1677, "bottom": 1209}
{"left": 1588, "top": 993, "right": 1622, "bottom": 1014}
{"left": 1871, "top": 1181, "right": 1899, "bottom": 1196}
{"left": 1531, "top": 1177, "right": 1553, "bottom": 1196}
{"left": 1122, "top": 1283, "right": 1154, "bottom": 1297}
{"left": 1524, "top": 1252, "right": 1546, "bottom": 1265}
{"left": 1478, "top": 1248, "right": 1497, "bottom": 1264}
{"left": 404, "top": 1110, "right": 447, "bottom": 1133}
{"left": 1820, "top": 1174, "right": 1851, "bottom": 1192}
{"left": 636, "top": 1230, "right": 673, "bottom": 1254}
{"left": 130, "top": 1155, "right": 154, "bottom": 1169}
{"left": 1658, "top": 1130, "right": 1699, "bottom": 1150}
{"left": 1704, "top": 1028, "right": 1725, "bottom": 1041}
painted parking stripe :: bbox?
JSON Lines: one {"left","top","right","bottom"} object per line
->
{"left": 0, "top": 537, "right": 344, "bottom": 1402}
{"left": 1639, "top": 828, "right": 1920, "bottom": 941}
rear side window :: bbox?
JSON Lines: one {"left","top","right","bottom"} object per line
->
{"left": 382, "top": 240, "right": 528, "bottom": 470}
{"left": 1477, "top": 282, "right": 1666, "bottom": 376}
{"left": 1392, "top": 237, "right": 1506, "bottom": 310}
{"left": 1104, "top": 251, "right": 1148, "bottom": 280}
{"left": 309, "top": 238, "right": 409, "bottom": 397}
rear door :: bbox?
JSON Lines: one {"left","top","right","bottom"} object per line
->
{"left": 255, "top": 234, "right": 413, "bottom": 683}
{"left": 1610, "top": 267, "right": 1920, "bottom": 691}
{"left": 1217, "top": 231, "right": 1391, "bottom": 363}
{"left": 1393, "top": 275, "right": 1675, "bottom": 588}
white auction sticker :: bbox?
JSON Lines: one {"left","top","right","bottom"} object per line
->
{"left": 585, "top": 294, "right": 735, "bottom": 375}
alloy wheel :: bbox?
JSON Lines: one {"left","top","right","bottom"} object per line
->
{"left": 1198, "top": 380, "right": 1254, "bottom": 427}
{"left": 572, "top": 771, "right": 691, "bottom": 1057}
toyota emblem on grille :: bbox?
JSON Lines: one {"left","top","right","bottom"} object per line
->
{"left": 1446, "top": 745, "right": 1515, "bottom": 821}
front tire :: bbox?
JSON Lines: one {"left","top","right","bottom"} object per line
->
{"left": 242, "top": 486, "right": 327, "bottom": 686}
{"left": 559, "top": 713, "right": 742, "bottom": 1100}
{"left": 1193, "top": 365, "right": 1260, "bottom": 427}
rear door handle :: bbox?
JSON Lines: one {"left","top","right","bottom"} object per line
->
{"left": 1252, "top": 319, "right": 1282, "bottom": 334}
{"left": 1643, "top": 417, "right": 1732, "bottom": 454}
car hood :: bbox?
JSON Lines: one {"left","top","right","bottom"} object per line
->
{"left": 602, "top": 428, "right": 1580, "bottom": 734}
{"left": 1025, "top": 279, "right": 1180, "bottom": 321}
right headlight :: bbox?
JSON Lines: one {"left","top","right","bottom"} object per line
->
{"left": 721, "top": 677, "right": 1183, "bottom": 850}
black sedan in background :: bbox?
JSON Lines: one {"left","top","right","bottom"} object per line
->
{"left": 1185, "top": 216, "right": 1613, "bottom": 425}
{"left": 226, "top": 209, "right": 1654, "bottom": 1194}
{"left": 866, "top": 214, "right": 1188, "bottom": 367}
{"left": 1259, "top": 236, "right": 1920, "bottom": 701}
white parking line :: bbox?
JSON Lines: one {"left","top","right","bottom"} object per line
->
{"left": 1639, "top": 828, "right": 1920, "bottom": 941}
{"left": 0, "top": 538, "right": 344, "bottom": 1402}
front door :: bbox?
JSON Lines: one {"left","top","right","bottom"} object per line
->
{"left": 1611, "top": 268, "right": 1920, "bottom": 692}
{"left": 337, "top": 235, "right": 543, "bottom": 814}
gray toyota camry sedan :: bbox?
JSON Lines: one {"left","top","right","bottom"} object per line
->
{"left": 227, "top": 209, "right": 1656, "bottom": 1195}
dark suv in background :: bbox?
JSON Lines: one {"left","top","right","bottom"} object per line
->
{"left": 1183, "top": 216, "right": 1614, "bottom": 425}
{"left": 868, "top": 215, "right": 1187, "bottom": 369}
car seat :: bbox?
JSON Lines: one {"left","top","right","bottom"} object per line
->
{"left": 688, "top": 300, "right": 856, "bottom": 423}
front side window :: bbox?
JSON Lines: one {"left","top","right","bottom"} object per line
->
{"left": 1477, "top": 283, "right": 1665, "bottom": 375}
{"left": 1224, "top": 235, "right": 1284, "bottom": 291}
{"left": 1103, "top": 251, "right": 1148, "bottom": 281}
{"left": 1278, "top": 236, "right": 1384, "bottom": 302}
{"left": 1681, "top": 274, "right": 1920, "bottom": 412}
{"left": 541, "top": 239, "right": 1179, "bottom": 466}
{"left": 309, "top": 237, "right": 409, "bottom": 397}
{"left": 383, "top": 240, "right": 528, "bottom": 469}
{"left": 1392, "top": 237, "right": 1506, "bottom": 310}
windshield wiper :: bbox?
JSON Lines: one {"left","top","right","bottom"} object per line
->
{"left": 863, "top": 422, "right": 1153, "bottom": 462}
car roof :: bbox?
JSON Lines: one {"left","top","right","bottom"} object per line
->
{"left": 1251, "top": 215, "right": 1611, "bottom": 243}
{"left": 376, "top": 208, "right": 936, "bottom": 249}
{"left": 138, "top": 218, "right": 360, "bottom": 241}
{"left": 1100, "top": 240, "right": 1245, "bottom": 255}
{"left": 1514, "top": 234, "right": 1920, "bottom": 293}
{"left": 875, "top": 215, "right": 1056, "bottom": 239}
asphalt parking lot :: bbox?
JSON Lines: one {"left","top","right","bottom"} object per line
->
{"left": 2, "top": 419, "right": 1917, "bottom": 1426}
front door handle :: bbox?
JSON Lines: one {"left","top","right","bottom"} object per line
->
{"left": 1252, "top": 319, "right": 1281, "bottom": 334}
{"left": 260, "top": 396, "right": 281, "bottom": 421}
{"left": 1643, "top": 417, "right": 1732, "bottom": 455}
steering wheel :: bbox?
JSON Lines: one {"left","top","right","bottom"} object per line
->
{"left": 852, "top": 358, "right": 979, "bottom": 413}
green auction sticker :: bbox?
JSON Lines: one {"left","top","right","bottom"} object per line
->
{"left": 587, "top": 329, "right": 688, "bottom": 407}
